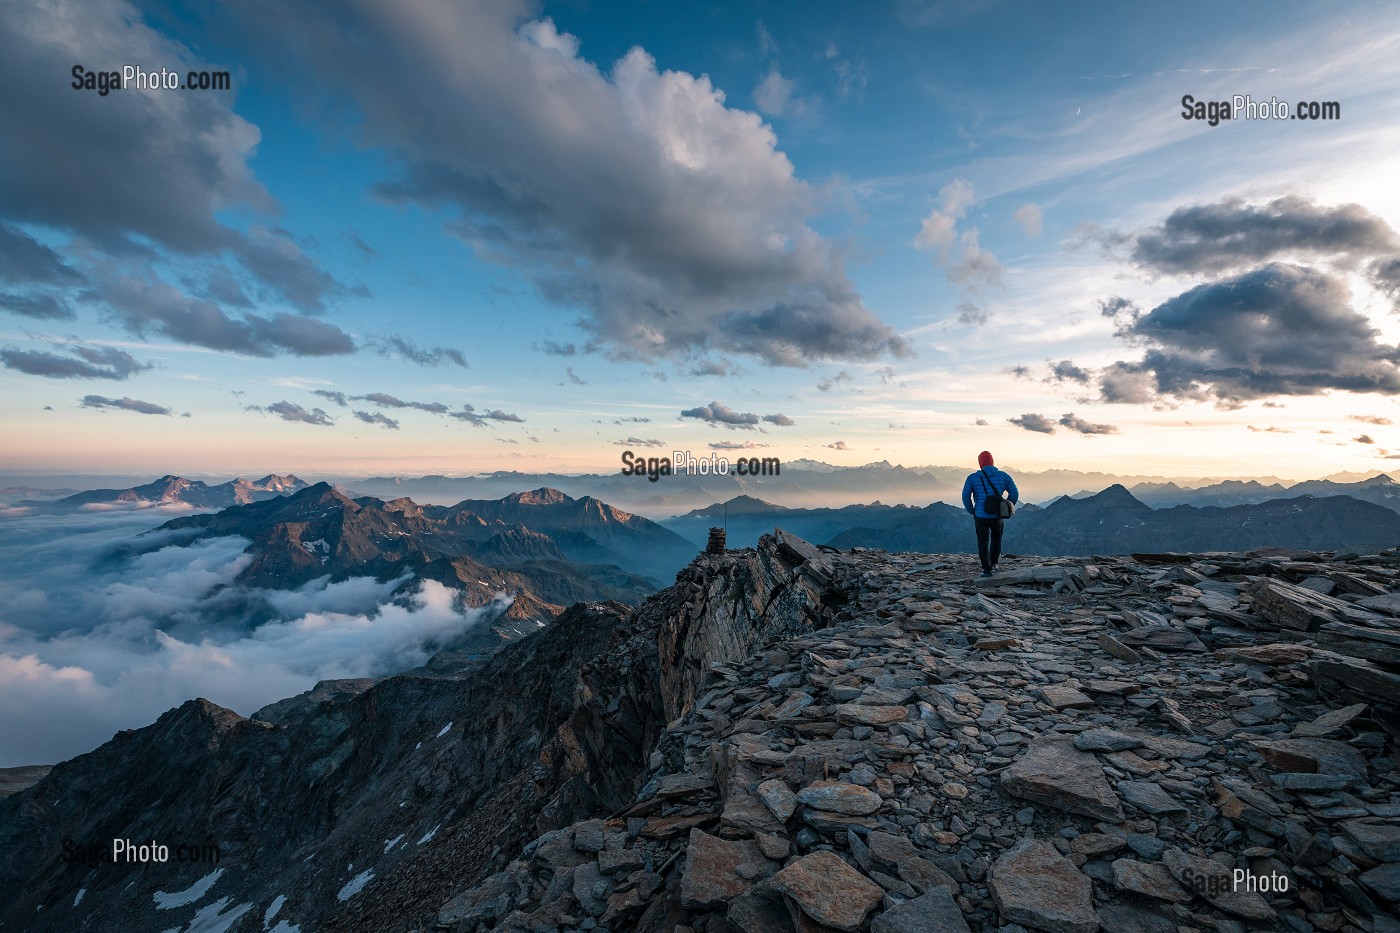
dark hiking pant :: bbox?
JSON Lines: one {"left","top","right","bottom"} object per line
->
{"left": 974, "top": 516, "right": 1004, "bottom": 572}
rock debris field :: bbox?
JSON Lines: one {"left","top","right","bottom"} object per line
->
{"left": 436, "top": 533, "right": 1400, "bottom": 933}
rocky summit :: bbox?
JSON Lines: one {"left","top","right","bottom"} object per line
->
{"left": 5, "top": 533, "right": 1400, "bottom": 932}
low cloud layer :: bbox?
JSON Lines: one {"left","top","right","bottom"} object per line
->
{"left": 0, "top": 509, "right": 499, "bottom": 766}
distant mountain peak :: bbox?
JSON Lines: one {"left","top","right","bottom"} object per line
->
{"left": 511, "top": 487, "right": 570, "bottom": 505}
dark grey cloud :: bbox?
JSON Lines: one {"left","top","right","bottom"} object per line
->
{"left": 1097, "top": 295, "right": 1139, "bottom": 320}
{"left": 974, "top": 418, "right": 989, "bottom": 426}
{"left": 816, "top": 371, "right": 851, "bottom": 392}
{"left": 356, "top": 392, "right": 450, "bottom": 415}
{"left": 1058, "top": 412, "right": 1117, "bottom": 435}
{"left": 613, "top": 437, "right": 666, "bottom": 448}
{"left": 1046, "top": 360, "right": 1092, "bottom": 385}
{"left": 247, "top": 401, "right": 335, "bottom": 426}
{"left": 313, "top": 389, "right": 349, "bottom": 407}
{"left": 762, "top": 413, "right": 795, "bottom": 427}
{"left": 354, "top": 410, "right": 400, "bottom": 430}
{"left": 1097, "top": 263, "right": 1400, "bottom": 405}
{"left": 1350, "top": 415, "right": 1393, "bottom": 426}
{"left": 367, "top": 336, "right": 468, "bottom": 368}
{"left": 1127, "top": 195, "right": 1400, "bottom": 277}
{"left": 0, "top": 292, "right": 73, "bottom": 319}
{"left": 228, "top": 1, "right": 907, "bottom": 367}
{"left": 1355, "top": 434, "right": 1376, "bottom": 444}
{"left": 1008, "top": 413, "right": 1056, "bottom": 434}
{"left": 538, "top": 341, "right": 578, "bottom": 356}
{"left": 80, "top": 394, "right": 172, "bottom": 416}
{"left": 711, "top": 440, "right": 769, "bottom": 450}
{"left": 824, "top": 440, "right": 850, "bottom": 450}
{"left": 614, "top": 416, "right": 651, "bottom": 424}
{"left": 0, "top": 223, "right": 83, "bottom": 285}
{"left": 449, "top": 404, "right": 524, "bottom": 427}
{"left": 1006, "top": 365, "right": 1033, "bottom": 379}
{"left": 0, "top": 2, "right": 355, "bottom": 322}
{"left": 0, "top": 345, "right": 151, "bottom": 380}
{"left": 349, "top": 233, "right": 380, "bottom": 261}
{"left": 565, "top": 367, "right": 586, "bottom": 385}
{"left": 681, "top": 401, "right": 760, "bottom": 429}
{"left": 234, "top": 225, "right": 357, "bottom": 313}
{"left": 89, "top": 267, "right": 355, "bottom": 357}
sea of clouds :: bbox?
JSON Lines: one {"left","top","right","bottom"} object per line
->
{"left": 0, "top": 504, "right": 500, "bottom": 767}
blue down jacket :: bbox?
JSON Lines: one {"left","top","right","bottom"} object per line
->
{"left": 962, "top": 465, "right": 1019, "bottom": 518}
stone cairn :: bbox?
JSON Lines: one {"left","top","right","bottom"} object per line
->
{"left": 706, "top": 527, "right": 727, "bottom": 554}
{"left": 434, "top": 539, "right": 1400, "bottom": 933}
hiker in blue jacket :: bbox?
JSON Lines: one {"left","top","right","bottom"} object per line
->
{"left": 962, "top": 450, "right": 1019, "bottom": 577}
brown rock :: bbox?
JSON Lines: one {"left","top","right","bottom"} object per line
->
{"left": 989, "top": 837, "right": 1100, "bottom": 933}
{"left": 1001, "top": 735, "right": 1125, "bottom": 822}
{"left": 796, "top": 780, "right": 882, "bottom": 815}
{"left": 679, "top": 828, "right": 774, "bottom": 909}
{"left": 770, "top": 850, "right": 884, "bottom": 932}
{"left": 832, "top": 704, "right": 908, "bottom": 726}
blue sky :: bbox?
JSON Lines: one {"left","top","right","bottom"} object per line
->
{"left": 3, "top": 0, "right": 1400, "bottom": 479}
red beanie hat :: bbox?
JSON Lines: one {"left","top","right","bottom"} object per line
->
{"left": 977, "top": 450, "right": 994, "bottom": 467}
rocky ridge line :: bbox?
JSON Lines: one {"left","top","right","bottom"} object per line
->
{"left": 431, "top": 536, "right": 1400, "bottom": 933}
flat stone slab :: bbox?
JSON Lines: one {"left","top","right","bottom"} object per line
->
{"left": 1074, "top": 728, "right": 1144, "bottom": 753}
{"left": 1342, "top": 820, "right": 1400, "bottom": 862}
{"left": 1361, "top": 862, "right": 1400, "bottom": 903}
{"left": 832, "top": 704, "right": 909, "bottom": 726}
{"left": 989, "top": 837, "right": 1099, "bottom": 933}
{"left": 771, "top": 850, "right": 883, "bottom": 932}
{"left": 757, "top": 778, "right": 797, "bottom": 822}
{"left": 796, "top": 780, "right": 882, "bottom": 816}
{"left": 1001, "top": 735, "right": 1125, "bottom": 821}
{"left": 1118, "top": 780, "right": 1186, "bottom": 815}
{"left": 871, "top": 886, "right": 971, "bottom": 933}
{"left": 1112, "top": 858, "right": 1189, "bottom": 902}
{"left": 680, "top": 828, "right": 774, "bottom": 909}
{"left": 1039, "top": 684, "right": 1096, "bottom": 710}
{"left": 1161, "top": 846, "right": 1275, "bottom": 920}
{"left": 1290, "top": 702, "right": 1368, "bottom": 738}
{"left": 1118, "top": 625, "right": 1206, "bottom": 653}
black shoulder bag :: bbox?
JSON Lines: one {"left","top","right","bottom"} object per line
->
{"left": 980, "top": 469, "right": 1014, "bottom": 519}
